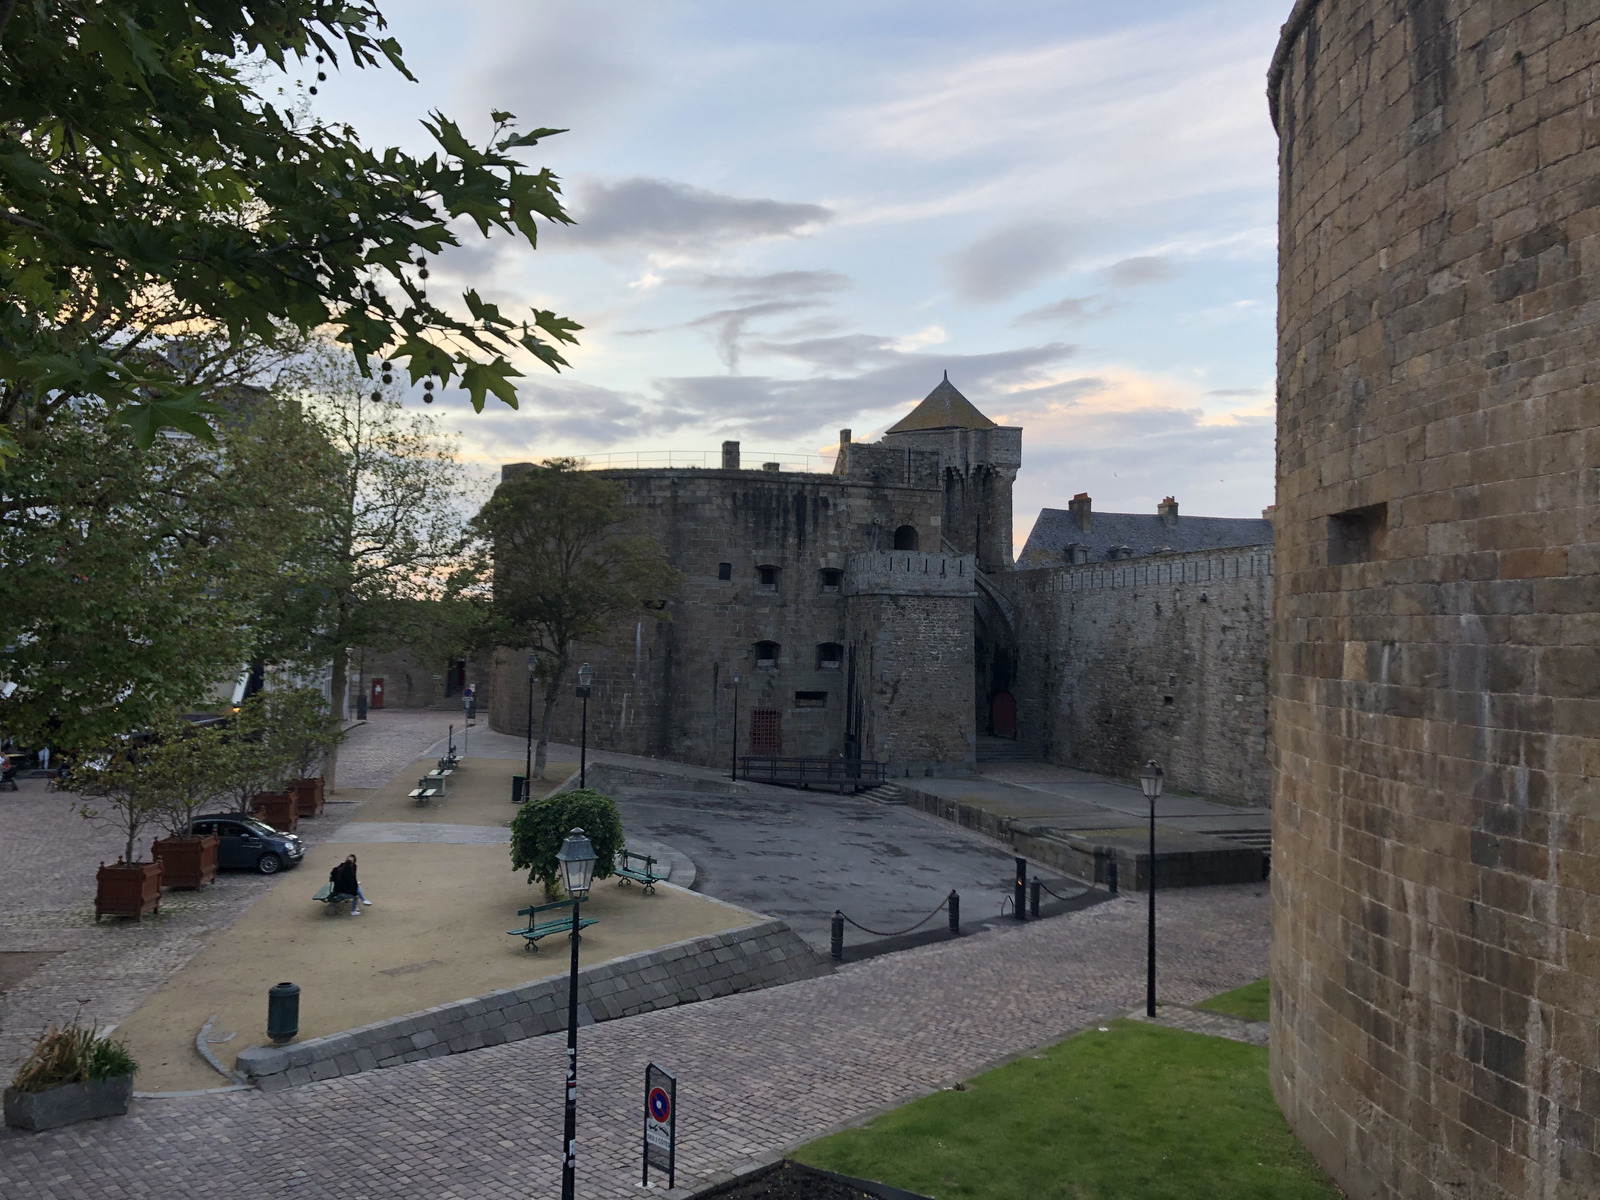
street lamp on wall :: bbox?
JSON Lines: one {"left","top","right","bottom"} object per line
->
{"left": 1139, "top": 759, "right": 1165, "bottom": 1019}
{"left": 556, "top": 827, "right": 597, "bottom": 1200}
{"left": 575, "top": 662, "right": 593, "bottom": 789}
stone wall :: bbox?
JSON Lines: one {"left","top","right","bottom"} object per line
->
{"left": 1270, "top": 3, "right": 1600, "bottom": 1198}
{"left": 997, "top": 549, "right": 1273, "bottom": 803}
{"left": 237, "top": 918, "right": 827, "bottom": 1090}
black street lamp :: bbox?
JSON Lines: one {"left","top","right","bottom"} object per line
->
{"left": 575, "top": 662, "right": 593, "bottom": 789}
{"left": 729, "top": 671, "right": 741, "bottom": 780}
{"left": 556, "top": 828, "right": 598, "bottom": 1200}
{"left": 522, "top": 653, "right": 538, "bottom": 804}
{"left": 1139, "top": 759, "right": 1164, "bottom": 1018}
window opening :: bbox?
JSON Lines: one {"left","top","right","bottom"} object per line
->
{"left": 757, "top": 565, "right": 779, "bottom": 592}
{"left": 718, "top": 562, "right": 732, "bottom": 581}
{"left": 754, "top": 641, "right": 779, "bottom": 668}
{"left": 795, "top": 691, "right": 827, "bottom": 708}
{"left": 750, "top": 708, "right": 782, "bottom": 754}
{"left": 816, "top": 643, "right": 843, "bottom": 670}
{"left": 893, "top": 525, "right": 919, "bottom": 551}
{"left": 819, "top": 568, "right": 843, "bottom": 593}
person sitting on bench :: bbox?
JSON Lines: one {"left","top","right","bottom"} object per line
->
{"left": 328, "top": 854, "right": 373, "bottom": 916}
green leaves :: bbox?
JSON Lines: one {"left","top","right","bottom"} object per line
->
{"left": 0, "top": 0, "right": 580, "bottom": 450}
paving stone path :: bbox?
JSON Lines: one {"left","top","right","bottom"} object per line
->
{"left": 1128, "top": 1002, "right": 1271, "bottom": 1046}
{"left": 0, "top": 882, "right": 1269, "bottom": 1200}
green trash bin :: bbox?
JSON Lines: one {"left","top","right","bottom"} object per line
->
{"left": 512, "top": 774, "right": 526, "bottom": 804}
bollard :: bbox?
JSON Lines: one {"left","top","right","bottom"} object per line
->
{"left": 830, "top": 912, "right": 844, "bottom": 962}
{"left": 267, "top": 981, "right": 300, "bottom": 1043}
{"left": 948, "top": 890, "right": 960, "bottom": 935}
{"left": 1107, "top": 854, "right": 1119, "bottom": 895}
{"left": 1030, "top": 878, "right": 1041, "bottom": 918}
{"left": 1014, "top": 856, "right": 1027, "bottom": 921}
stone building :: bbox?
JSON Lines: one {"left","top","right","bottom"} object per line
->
{"left": 1269, "top": 2, "right": 1600, "bottom": 1197}
{"left": 489, "top": 377, "right": 1276, "bottom": 801}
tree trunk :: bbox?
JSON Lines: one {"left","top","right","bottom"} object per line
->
{"left": 534, "top": 675, "right": 560, "bottom": 779}
{"left": 326, "top": 644, "right": 348, "bottom": 791}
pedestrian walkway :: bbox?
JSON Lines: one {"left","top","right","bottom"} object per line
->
{"left": 1127, "top": 1002, "right": 1270, "bottom": 1047}
{"left": 0, "top": 882, "right": 1270, "bottom": 1200}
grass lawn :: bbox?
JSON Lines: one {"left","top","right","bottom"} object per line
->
{"left": 1195, "top": 976, "right": 1271, "bottom": 1023}
{"left": 795, "top": 1019, "right": 1337, "bottom": 1200}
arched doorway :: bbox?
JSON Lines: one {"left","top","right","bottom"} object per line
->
{"left": 893, "top": 524, "right": 919, "bottom": 550}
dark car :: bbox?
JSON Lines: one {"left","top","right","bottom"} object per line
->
{"left": 187, "top": 815, "right": 305, "bottom": 874}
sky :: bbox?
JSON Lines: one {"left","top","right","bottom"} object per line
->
{"left": 303, "top": 0, "right": 1287, "bottom": 550}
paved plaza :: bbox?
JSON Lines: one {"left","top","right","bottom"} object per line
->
{"left": 1, "top": 714, "right": 1271, "bottom": 1199}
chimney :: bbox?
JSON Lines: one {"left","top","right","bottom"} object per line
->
{"left": 1068, "top": 492, "right": 1091, "bottom": 532}
{"left": 1158, "top": 496, "right": 1179, "bottom": 527}
{"left": 721, "top": 440, "right": 740, "bottom": 470}
{"left": 762, "top": 461, "right": 781, "bottom": 473}
{"left": 839, "top": 428, "right": 851, "bottom": 446}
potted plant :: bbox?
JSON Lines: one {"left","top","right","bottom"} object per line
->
{"left": 218, "top": 695, "right": 297, "bottom": 832}
{"left": 73, "top": 744, "right": 166, "bottom": 920}
{"left": 149, "top": 722, "right": 226, "bottom": 889}
{"left": 4, "top": 1017, "right": 137, "bottom": 1131}
{"left": 269, "top": 688, "right": 342, "bottom": 817}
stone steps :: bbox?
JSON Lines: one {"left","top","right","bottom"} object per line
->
{"left": 976, "top": 737, "right": 1041, "bottom": 763}
{"left": 858, "top": 783, "right": 907, "bottom": 805}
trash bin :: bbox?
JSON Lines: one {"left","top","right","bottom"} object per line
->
{"left": 356, "top": 695, "right": 368, "bottom": 721}
{"left": 511, "top": 775, "right": 526, "bottom": 804}
{"left": 267, "top": 981, "right": 300, "bottom": 1043}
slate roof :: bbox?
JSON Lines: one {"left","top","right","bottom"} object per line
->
{"left": 885, "top": 373, "right": 998, "bottom": 434}
{"left": 1018, "top": 506, "right": 1273, "bottom": 567}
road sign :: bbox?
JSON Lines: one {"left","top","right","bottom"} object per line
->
{"left": 642, "top": 1063, "right": 676, "bottom": 1189}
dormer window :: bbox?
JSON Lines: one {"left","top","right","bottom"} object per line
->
{"left": 756, "top": 565, "right": 779, "bottom": 592}
{"left": 819, "top": 568, "right": 842, "bottom": 593}
{"left": 754, "top": 641, "right": 779, "bottom": 668}
{"left": 816, "top": 643, "right": 843, "bottom": 670}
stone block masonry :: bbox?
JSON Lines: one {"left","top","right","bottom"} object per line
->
{"left": 1270, "top": 3, "right": 1600, "bottom": 1198}
{"left": 997, "top": 549, "right": 1273, "bottom": 804}
{"left": 236, "top": 918, "right": 828, "bottom": 1089}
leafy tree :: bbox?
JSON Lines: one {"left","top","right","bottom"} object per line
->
{"left": 265, "top": 687, "right": 343, "bottom": 782}
{"left": 145, "top": 721, "right": 231, "bottom": 840}
{"left": 0, "top": 0, "right": 580, "bottom": 462}
{"left": 71, "top": 740, "right": 169, "bottom": 865}
{"left": 471, "top": 461, "right": 681, "bottom": 778}
{"left": 260, "top": 346, "right": 473, "bottom": 784}
{"left": 215, "top": 693, "right": 293, "bottom": 811}
{"left": 509, "top": 788, "right": 624, "bottom": 900}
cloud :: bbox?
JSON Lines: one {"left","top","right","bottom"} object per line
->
{"left": 1206, "top": 387, "right": 1266, "bottom": 397}
{"left": 1014, "top": 295, "right": 1114, "bottom": 326}
{"left": 556, "top": 177, "right": 833, "bottom": 250}
{"left": 1103, "top": 255, "right": 1179, "bottom": 287}
{"left": 947, "top": 221, "right": 1075, "bottom": 302}
{"left": 680, "top": 270, "right": 851, "bottom": 300}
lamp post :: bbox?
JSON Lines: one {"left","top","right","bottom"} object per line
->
{"left": 523, "top": 654, "right": 538, "bottom": 804}
{"left": 556, "top": 827, "right": 598, "bottom": 1200}
{"left": 729, "top": 672, "right": 741, "bottom": 780}
{"left": 1139, "top": 759, "right": 1164, "bottom": 1018}
{"left": 575, "top": 662, "right": 593, "bottom": 789}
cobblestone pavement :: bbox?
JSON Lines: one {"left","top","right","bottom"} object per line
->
{"left": 1128, "top": 1002, "right": 1270, "bottom": 1046}
{"left": 0, "top": 883, "right": 1270, "bottom": 1199}
{"left": 0, "top": 715, "right": 452, "bottom": 1079}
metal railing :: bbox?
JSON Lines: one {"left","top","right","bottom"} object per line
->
{"left": 738, "top": 756, "right": 887, "bottom": 792}
{"left": 579, "top": 450, "right": 837, "bottom": 474}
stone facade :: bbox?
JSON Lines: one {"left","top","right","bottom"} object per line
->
{"left": 998, "top": 549, "right": 1274, "bottom": 804}
{"left": 1270, "top": 3, "right": 1600, "bottom": 1198}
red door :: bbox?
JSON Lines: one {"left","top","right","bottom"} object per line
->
{"left": 370, "top": 678, "right": 386, "bottom": 710}
{"left": 991, "top": 691, "right": 1017, "bottom": 737}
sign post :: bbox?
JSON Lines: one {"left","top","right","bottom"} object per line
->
{"left": 641, "top": 1063, "right": 676, "bottom": 1189}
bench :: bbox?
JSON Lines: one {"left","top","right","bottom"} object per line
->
{"left": 614, "top": 849, "right": 665, "bottom": 895}
{"left": 313, "top": 882, "right": 357, "bottom": 913}
{"left": 424, "top": 768, "right": 453, "bottom": 795}
{"left": 438, "top": 750, "right": 460, "bottom": 770}
{"left": 507, "top": 900, "right": 596, "bottom": 951}
{"left": 409, "top": 778, "right": 441, "bottom": 804}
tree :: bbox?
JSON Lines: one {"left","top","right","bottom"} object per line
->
{"left": 215, "top": 694, "right": 292, "bottom": 812}
{"left": 471, "top": 461, "right": 681, "bottom": 778}
{"left": 266, "top": 687, "right": 343, "bottom": 783}
{"left": 0, "top": 0, "right": 580, "bottom": 462}
{"left": 146, "top": 722, "right": 231, "bottom": 840}
{"left": 509, "top": 788, "right": 624, "bottom": 900}
{"left": 72, "top": 740, "right": 169, "bottom": 865}
{"left": 262, "top": 346, "right": 474, "bottom": 785}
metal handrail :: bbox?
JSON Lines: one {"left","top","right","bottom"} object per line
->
{"left": 738, "top": 757, "right": 887, "bottom": 792}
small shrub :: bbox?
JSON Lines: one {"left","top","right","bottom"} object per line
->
{"left": 10, "top": 1018, "right": 137, "bottom": 1093}
{"left": 510, "top": 788, "right": 625, "bottom": 899}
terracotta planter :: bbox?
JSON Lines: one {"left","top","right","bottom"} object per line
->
{"left": 251, "top": 791, "right": 298, "bottom": 833}
{"left": 94, "top": 861, "right": 163, "bottom": 921}
{"left": 4, "top": 1076, "right": 133, "bottom": 1131}
{"left": 289, "top": 777, "right": 325, "bottom": 818}
{"left": 151, "top": 834, "right": 218, "bottom": 889}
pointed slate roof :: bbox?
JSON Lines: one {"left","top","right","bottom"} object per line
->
{"left": 885, "top": 372, "right": 998, "bottom": 434}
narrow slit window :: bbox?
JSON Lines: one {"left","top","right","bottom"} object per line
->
{"left": 795, "top": 691, "right": 827, "bottom": 708}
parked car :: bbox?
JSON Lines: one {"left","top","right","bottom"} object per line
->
{"left": 186, "top": 815, "right": 305, "bottom": 875}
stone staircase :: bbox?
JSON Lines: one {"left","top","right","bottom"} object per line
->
{"left": 976, "top": 735, "right": 1041, "bottom": 764}
{"left": 858, "top": 783, "right": 907, "bottom": 805}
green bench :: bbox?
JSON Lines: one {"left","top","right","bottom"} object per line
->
{"left": 508, "top": 899, "right": 596, "bottom": 951}
{"left": 312, "top": 882, "right": 357, "bottom": 913}
{"left": 614, "top": 849, "right": 665, "bottom": 895}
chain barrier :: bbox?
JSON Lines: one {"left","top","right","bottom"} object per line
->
{"left": 838, "top": 894, "right": 952, "bottom": 938}
{"left": 1038, "top": 879, "right": 1093, "bottom": 903}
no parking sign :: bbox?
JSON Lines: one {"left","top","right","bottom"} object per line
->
{"left": 642, "top": 1063, "right": 676, "bottom": 1188}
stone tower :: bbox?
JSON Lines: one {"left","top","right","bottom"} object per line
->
{"left": 878, "top": 374, "right": 1021, "bottom": 573}
{"left": 1270, "top": 4, "right": 1599, "bottom": 1199}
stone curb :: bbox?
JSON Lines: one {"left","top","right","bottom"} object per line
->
{"left": 235, "top": 918, "right": 829, "bottom": 1090}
